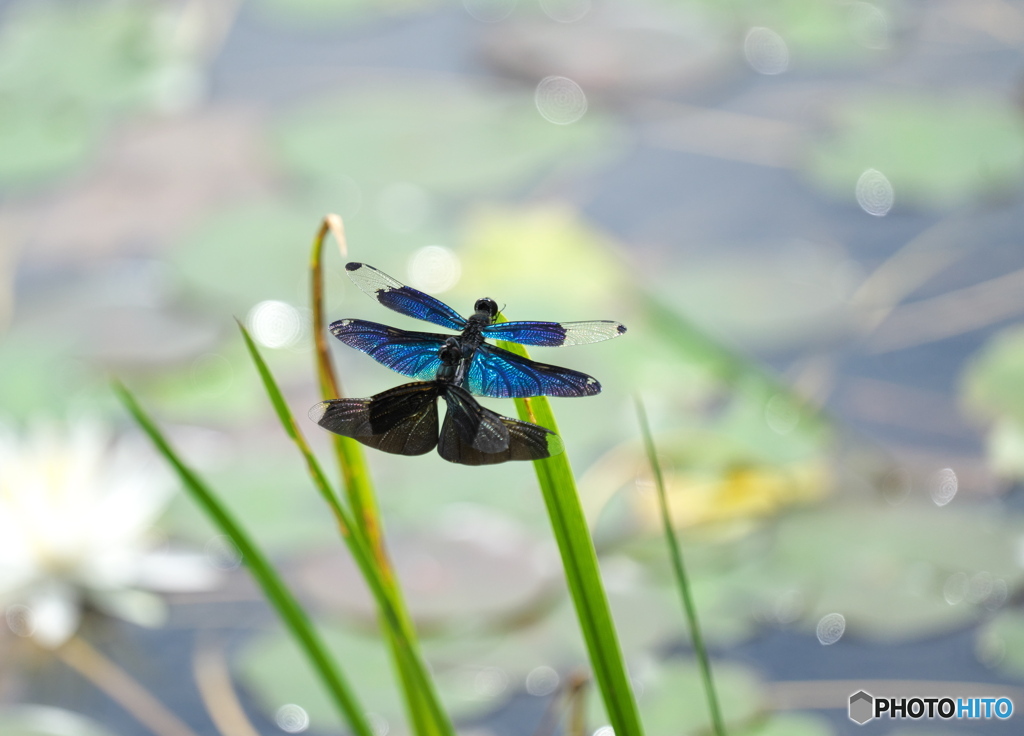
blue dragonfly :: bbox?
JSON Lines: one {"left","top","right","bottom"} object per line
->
{"left": 310, "top": 338, "right": 562, "bottom": 465}
{"left": 331, "top": 262, "right": 626, "bottom": 399}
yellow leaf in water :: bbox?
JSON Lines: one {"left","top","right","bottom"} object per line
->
{"left": 633, "top": 461, "right": 830, "bottom": 531}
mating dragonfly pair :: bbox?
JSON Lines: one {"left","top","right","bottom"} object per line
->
{"left": 309, "top": 262, "right": 626, "bottom": 465}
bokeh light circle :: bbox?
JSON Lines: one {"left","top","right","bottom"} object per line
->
{"left": 850, "top": 2, "right": 890, "bottom": 50}
{"left": 247, "top": 300, "right": 303, "bottom": 349}
{"left": 275, "top": 703, "right": 310, "bottom": 733}
{"left": 744, "top": 27, "right": 789, "bottom": 75}
{"left": 816, "top": 612, "right": 846, "bottom": 645}
{"left": 930, "top": 467, "right": 958, "bottom": 506}
{"left": 535, "top": 76, "right": 587, "bottom": 125}
{"left": 526, "top": 665, "right": 560, "bottom": 696}
{"left": 407, "top": 245, "right": 461, "bottom": 294}
{"left": 5, "top": 604, "right": 34, "bottom": 637}
{"left": 855, "top": 168, "right": 894, "bottom": 216}
{"left": 204, "top": 534, "right": 242, "bottom": 571}
{"left": 474, "top": 666, "right": 509, "bottom": 698}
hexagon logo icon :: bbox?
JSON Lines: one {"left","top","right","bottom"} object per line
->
{"left": 849, "top": 690, "right": 874, "bottom": 725}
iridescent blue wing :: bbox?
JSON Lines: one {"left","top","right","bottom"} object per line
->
{"left": 481, "top": 320, "right": 627, "bottom": 347}
{"left": 329, "top": 319, "right": 446, "bottom": 381}
{"left": 309, "top": 382, "right": 440, "bottom": 456}
{"left": 465, "top": 343, "right": 601, "bottom": 398}
{"left": 345, "top": 262, "right": 466, "bottom": 332}
{"left": 438, "top": 385, "right": 563, "bottom": 465}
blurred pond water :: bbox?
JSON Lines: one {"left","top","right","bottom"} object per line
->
{"left": 3, "top": 1, "right": 1024, "bottom": 735}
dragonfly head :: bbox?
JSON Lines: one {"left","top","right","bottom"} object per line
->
{"left": 474, "top": 297, "right": 499, "bottom": 321}
{"left": 439, "top": 337, "right": 463, "bottom": 366}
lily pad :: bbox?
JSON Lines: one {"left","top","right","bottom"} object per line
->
{"left": 272, "top": 83, "right": 622, "bottom": 205}
{"left": 767, "top": 505, "right": 1022, "bottom": 639}
{"left": 961, "top": 325, "right": 1024, "bottom": 479}
{"left": 647, "top": 241, "right": 861, "bottom": 352}
{"left": 616, "top": 502, "right": 1023, "bottom": 643}
{"left": 290, "top": 513, "right": 561, "bottom": 631}
{"left": 237, "top": 625, "right": 410, "bottom": 732}
{"left": 171, "top": 201, "right": 317, "bottom": 311}
{"left": 607, "top": 531, "right": 804, "bottom": 644}
{"left": 805, "top": 95, "right": 1024, "bottom": 210}
{"left": 0, "top": 2, "right": 181, "bottom": 189}
{"left": 169, "top": 197, "right": 462, "bottom": 336}
{"left": 962, "top": 325, "right": 1024, "bottom": 428}
{"left": 143, "top": 344, "right": 258, "bottom": 422}
{"left": 238, "top": 622, "right": 545, "bottom": 727}
{"left": 238, "top": 567, "right": 759, "bottom": 727}
{"left": 977, "top": 609, "right": 1024, "bottom": 677}
{"left": 0, "top": 330, "right": 101, "bottom": 419}
{"left": 588, "top": 657, "right": 765, "bottom": 736}
{"left": 0, "top": 104, "right": 101, "bottom": 189}
{"left": 159, "top": 451, "right": 340, "bottom": 555}
{"left": 665, "top": 0, "right": 903, "bottom": 68}
{"left": 481, "top": 5, "right": 736, "bottom": 94}
{"left": 602, "top": 560, "right": 759, "bottom": 647}
{"left": 459, "top": 584, "right": 686, "bottom": 673}
{"left": 985, "top": 418, "right": 1024, "bottom": 480}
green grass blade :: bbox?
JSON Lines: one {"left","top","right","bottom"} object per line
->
{"left": 309, "top": 215, "right": 347, "bottom": 403}
{"left": 497, "top": 334, "right": 645, "bottom": 736}
{"left": 308, "top": 216, "right": 438, "bottom": 736}
{"left": 635, "top": 396, "right": 726, "bottom": 736}
{"left": 237, "top": 322, "right": 455, "bottom": 736}
{"left": 308, "top": 216, "right": 384, "bottom": 553}
{"left": 113, "top": 381, "right": 375, "bottom": 736}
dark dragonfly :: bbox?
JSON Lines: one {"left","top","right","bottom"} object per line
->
{"left": 310, "top": 338, "right": 563, "bottom": 465}
{"left": 330, "top": 262, "right": 626, "bottom": 399}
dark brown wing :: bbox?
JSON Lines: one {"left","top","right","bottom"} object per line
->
{"left": 437, "top": 385, "right": 563, "bottom": 465}
{"left": 441, "top": 384, "right": 509, "bottom": 453}
{"left": 309, "top": 382, "right": 440, "bottom": 456}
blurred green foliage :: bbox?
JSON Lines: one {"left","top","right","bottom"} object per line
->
{"left": 670, "top": 0, "right": 901, "bottom": 67}
{"left": 272, "top": 83, "right": 622, "bottom": 204}
{"left": 0, "top": 1, "right": 183, "bottom": 189}
{"left": 252, "top": 0, "right": 439, "bottom": 26}
{"left": 962, "top": 325, "right": 1024, "bottom": 479}
{"left": 807, "top": 95, "right": 1024, "bottom": 209}
{"left": 3, "top": 0, "right": 1024, "bottom": 730}
{"left": 0, "top": 706, "right": 118, "bottom": 736}
{"left": 978, "top": 609, "right": 1024, "bottom": 677}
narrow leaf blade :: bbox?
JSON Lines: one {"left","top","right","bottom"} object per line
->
{"left": 113, "top": 381, "right": 376, "bottom": 736}
{"left": 496, "top": 329, "right": 645, "bottom": 736}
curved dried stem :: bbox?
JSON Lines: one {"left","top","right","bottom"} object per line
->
{"left": 58, "top": 635, "right": 202, "bottom": 736}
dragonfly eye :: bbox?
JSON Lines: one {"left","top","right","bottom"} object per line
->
{"left": 475, "top": 298, "right": 498, "bottom": 318}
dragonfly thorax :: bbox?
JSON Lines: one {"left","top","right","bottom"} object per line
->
{"left": 436, "top": 338, "right": 462, "bottom": 383}
{"left": 462, "top": 297, "right": 499, "bottom": 349}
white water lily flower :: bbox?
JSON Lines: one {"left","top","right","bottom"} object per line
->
{"left": 0, "top": 417, "right": 221, "bottom": 648}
